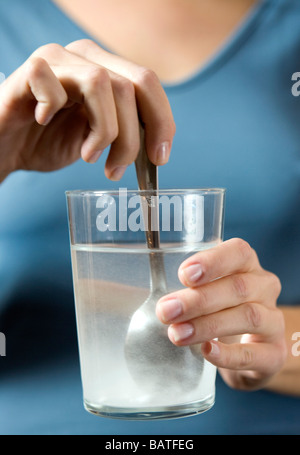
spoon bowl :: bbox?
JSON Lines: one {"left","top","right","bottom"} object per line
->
{"left": 125, "top": 254, "right": 204, "bottom": 394}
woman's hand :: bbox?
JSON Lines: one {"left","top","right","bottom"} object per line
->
{"left": 156, "top": 238, "right": 287, "bottom": 391}
{"left": 0, "top": 39, "right": 175, "bottom": 182}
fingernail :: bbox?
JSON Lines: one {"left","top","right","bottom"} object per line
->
{"left": 155, "top": 141, "right": 170, "bottom": 165}
{"left": 204, "top": 341, "right": 220, "bottom": 357}
{"left": 110, "top": 165, "right": 127, "bottom": 181}
{"left": 157, "top": 298, "right": 183, "bottom": 323}
{"left": 88, "top": 150, "right": 104, "bottom": 163}
{"left": 181, "top": 263, "right": 203, "bottom": 284}
{"left": 169, "top": 323, "right": 194, "bottom": 343}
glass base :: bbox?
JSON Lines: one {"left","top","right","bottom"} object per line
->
{"left": 84, "top": 394, "right": 215, "bottom": 420}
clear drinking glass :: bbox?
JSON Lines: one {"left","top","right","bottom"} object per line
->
{"left": 66, "top": 188, "right": 225, "bottom": 420}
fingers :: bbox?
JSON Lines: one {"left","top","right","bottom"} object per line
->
{"left": 1, "top": 40, "right": 175, "bottom": 179}
{"left": 32, "top": 44, "right": 121, "bottom": 166}
{"left": 132, "top": 67, "right": 175, "bottom": 165}
{"left": 27, "top": 40, "right": 175, "bottom": 177}
{"left": 0, "top": 56, "right": 68, "bottom": 126}
{"left": 167, "top": 303, "right": 284, "bottom": 346}
{"left": 156, "top": 269, "right": 280, "bottom": 324}
{"left": 52, "top": 63, "right": 119, "bottom": 164}
{"left": 66, "top": 39, "right": 176, "bottom": 165}
{"left": 104, "top": 74, "right": 140, "bottom": 179}
{"left": 156, "top": 238, "right": 283, "bottom": 358}
{"left": 201, "top": 339, "right": 287, "bottom": 377}
{"left": 26, "top": 57, "right": 68, "bottom": 126}
{"left": 178, "top": 238, "right": 261, "bottom": 288}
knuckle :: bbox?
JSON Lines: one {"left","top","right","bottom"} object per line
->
{"left": 134, "top": 67, "right": 160, "bottom": 89}
{"left": 269, "top": 272, "right": 282, "bottom": 298}
{"left": 25, "top": 56, "right": 48, "bottom": 79}
{"left": 232, "top": 274, "right": 249, "bottom": 300}
{"left": 102, "top": 122, "right": 119, "bottom": 145}
{"left": 108, "top": 125, "right": 119, "bottom": 144}
{"left": 244, "top": 302, "right": 262, "bottom": 330}
{"left": 170, "top": 118, "right": 177, "bottom": 136}
{"left": 66, "top": 38, "right": 95, "bottom": 52}
{"left": 232, "top": 238, "right": 253, "bottom": 263}
{"left": 240, "top": 346, "right": 254, "bottom": 368}
{"left": 32, "top": 43, "right": 64, "bottom": 59}
{"left": 113, "top": 76, "right": 135, "bottom": 101}
{"left": 87, "top": 66, "right": 110, "bottom": 90}
{"left": 54, "top": 88, "right": 68, "bottom": 109}
{"left": 25, "top": 58, "right": 68, "bottom": 108}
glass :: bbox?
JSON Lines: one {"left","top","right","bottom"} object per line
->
{"left": 66, "top": 188, "right": 225, "bottom": 420}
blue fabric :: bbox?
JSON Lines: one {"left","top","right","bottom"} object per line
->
{"left": 0, "top": 0, "right": 300, "bottom": 435}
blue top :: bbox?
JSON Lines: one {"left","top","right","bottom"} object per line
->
{"left": 0, "top": 0, "right": 300, "bottom": 435}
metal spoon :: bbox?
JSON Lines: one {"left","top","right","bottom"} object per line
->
{"left": 124, "top": 126, "right": 204, "bottom": 395}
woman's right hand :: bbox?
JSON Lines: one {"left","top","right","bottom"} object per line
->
{"left": 0, "top": 39, "right": 175, "bottom": 182}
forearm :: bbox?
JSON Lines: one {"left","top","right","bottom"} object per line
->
{"left": 265, "top": 306, "right": 300, "bottom": 396}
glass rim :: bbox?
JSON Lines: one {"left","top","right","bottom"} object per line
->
{"left": 66, "top": 188, "right": 226, "bottom": 197}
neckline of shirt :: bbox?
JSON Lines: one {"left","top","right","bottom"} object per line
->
{"left": 48, "top": 0, "right": 272, "bottom": 91}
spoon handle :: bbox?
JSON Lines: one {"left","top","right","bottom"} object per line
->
{"left": 135, "top": 125, "right": 160, "bottom": 249}
{"left": 135, "top": 125, "right": 167, "bottom": 293}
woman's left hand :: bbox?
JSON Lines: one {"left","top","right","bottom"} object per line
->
{"left": 156, "top": 238, "right": 287, "bottom": 391}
